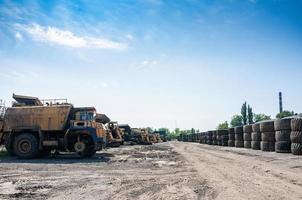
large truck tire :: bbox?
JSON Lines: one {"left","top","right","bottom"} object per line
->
{"left": 291, "top": 117, "right": 302, "bottom": 131}
{"left": 235, "top": 133, "right": 243, "bottom": 141}
{"left": 291, "top": 143, "right": 302, "bottom": 155}
{"left": 274, "top": 118, "right": 291, "bottom": 131}
{"left": 251, "top": 141, "right": 261, "bottom": 150}
{"left": 275, "top": 130, "right": 291, "bottom": 142}
{"left": 252, "top": 123, "right": 260, "bottom": 132}
{"left": 261, "top": 132, "right": 275, "bottom": 142}
{"left": 275, "top": 141, "right": 291, "bottom": 153}
{"left": 80, "top": 146, "right": 96, "bottom": 158}
{"left": 13, "top": 133, "right": 39, "bottom": 159}
{"left": 243, "top": 125, "right": 253, "bottom": 133}
{"left": 251, "top": 132, "right": 261, "bottom": 141}
{"left": 4, "top": 135, "right": 15, "bottom": 156}
{"left": 260, "top": 120, "right": 275, "bottom": 132}
{"left": 261, "top": 141, "right": 275, "bottom": 152}
{"left": 234, "top": 126, "right": 243, "bottom": 134}
{"left": 228, "top": 140, "right": 235, "bottom": 147}
{"left": 244, "top": 141, "right": 251, "bottom": 148}
{"left": 243, "top": 133, "right": 251, "bottom": 141}
{"left": 290, "top": 131, "right": 302, "bottom": 143}
{"left": 235, "top": 140, "right": 244, "bottom": 148}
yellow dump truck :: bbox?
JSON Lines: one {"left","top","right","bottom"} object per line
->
{"left": 106, "top": 121, "right": 124, "bottom": 147}
{"left": 0, "top": 94, "right": 107, "bottom": 159}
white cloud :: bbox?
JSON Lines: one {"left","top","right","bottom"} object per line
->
{"left": 126, "top": 34, "right": 134, "bottom": 40}
{"left": 138, "top": 59, "right": 159, "bottom": 69}
{"left": 17, "top": 24, "right": 127, "bottom": 50}
{"left": 15, "top": 32, "right": 23, "bottom": 41}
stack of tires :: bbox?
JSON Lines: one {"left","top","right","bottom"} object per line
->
{"left": 260, "top": 120, "right": 275, "bottom": 151}
{"left": 212, "top": 131, "right": 218, "bottom": 145}
{"left": 290, "top": 117, "right": 302, "bottom": 155}
{"left": 217, "top": 130, "right": 222, "bottom": 146}
{"left": 235, "top": 126, "right": 244, "bottom": 148}
{"left": 202, "top": 132, "right": 207, "bottom": 144}
{"left": 228, "top": 128, "right": 235, "bottom": 147}
{"left": 243, "top": 125, "right": 252, "bottom": 148}
{"left": 219, "top": 129, "right": 229, "bottom": 146}
{"left": 251, "top": 123, "right": 261, "bottom": 150}
{"left": 274, "top": 118, "right": 291, "bottom": 153}
{"left": 206, "top": 131, "right": 213, "bottom": 145}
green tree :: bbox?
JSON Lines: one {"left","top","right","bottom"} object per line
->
{"left": 276, "top": 110, "right": 295, "bottom": 119}
{"left": 230, "top": 115, "right": 243, "bottom": 127}
{"left": 217, "top": 121, "right": 229, "bottom": 130}
{"left": 241, "top": 102, "right": 247, "bottom": 125}
{"left": 247, "top": 105, "right": 253, "bottom": 124}
{"left": 254, "top": 114, "right": 271, "bottom": 122}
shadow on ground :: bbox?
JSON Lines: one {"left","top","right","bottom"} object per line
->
{"left": 0, "top": 152, "right": 114, "bottom": 164}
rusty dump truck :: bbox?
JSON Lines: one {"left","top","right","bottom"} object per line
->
{"left": 0, "top": 94, "right": 107, "bottom": 159}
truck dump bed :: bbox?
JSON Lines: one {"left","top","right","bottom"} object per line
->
{"left": 4, "top": 105, "right": 72, "bottom": 132}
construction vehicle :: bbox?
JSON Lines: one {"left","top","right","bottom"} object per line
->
{"left": 106, "top": 121, "right": 124, "bottom": 147}
{"left": 155, "top": 133, "right": 163, "bottom": 143}
{"left": 118, "top": 124, "right": 137, "bottom": 144}
{"left": 0, "top": 94, "right": 107, "bottom": 159}
{"left": 148, "top": 133, "right": 158, "bottom": 143}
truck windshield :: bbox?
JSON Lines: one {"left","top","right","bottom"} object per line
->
{"left": 79, "top": 112, "right": 95, "bottom": 121}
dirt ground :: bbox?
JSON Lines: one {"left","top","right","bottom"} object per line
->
{"left": 0, "top": 142, "right": 301, "bottom": 200}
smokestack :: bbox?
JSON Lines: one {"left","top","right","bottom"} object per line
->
{"left": 279, "top": 92, "right": 283, "bottom": 113}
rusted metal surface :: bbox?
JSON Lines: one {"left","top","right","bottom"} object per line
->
{"left": 4, "top": 105, "right": 72, "bottom": 132}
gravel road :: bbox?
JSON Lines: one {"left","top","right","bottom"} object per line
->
{"left": 0, "top": 142, "right": 301, "bottom": 200}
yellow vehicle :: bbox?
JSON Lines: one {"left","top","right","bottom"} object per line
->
{"left": 0, "top": 94, "right": 107, "bottom": 159}
{"left": 106, "top": 121, "right": 124, "bottom": 147}
{"left": 155, "top": 133, "right": 163, "bottom": 143}
{"left": 148, "top": 133, "right": 157, "bottom": 143}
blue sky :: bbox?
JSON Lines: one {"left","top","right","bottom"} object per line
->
{"left": 0, "top": 0, "right": 302, "bottom": 131}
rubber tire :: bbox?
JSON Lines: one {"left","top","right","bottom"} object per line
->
{"left": 261, "top": 141, "right": 275, "bottom": 152}
{"left": 13, "top": 133, "right": 39, "bottom": 159}
{"left": 229, "top": 128, "right": 235, "bottom": 134}
{"left": 234, "top": 126, "right": 243, "bottom": 134}
{"left": 4, "top": 135, "right": 15, "bottom": 156}
{"left": 290, "top": 131, "right": 302, "bottom": 143}
{"left": 235, "top": 140, "right": 244, "bottom": 148}
{"left": 251, "top": 141, "right": 261, "bottom": 150}
{"left": 260, "top": 120, "right": 275, "bottom": 132}
{"left": 291, "top": 143, "right": 302, "bottom": 155}
{"left": 235, "top": 133, "right": 243, "bottom": 141}
{"left": 244, "top": 141, "right": 251, "bottom": 148}
{"left": 243, "top": 125, "right": 253, "bottom": 133}
{"left": 251, "top": 132, "right": 261, "bottom": 141}
{"left": 291, "top": 117, "right": 302, "bottom": 131}
{"left": 229, "top": 134, "right": 235, "bottom": 140}
{"left": 274, "top": 118, "right": 291, "bottom": 131}
{"left": 252, "top": 123, "right": 260, "bottom": 132}
{"left": 228, "top": 140, "right": 235, "bottom": 147}
{"left": 207, "top": 140, "right": 213, "bottom": 145}
{"left": 275, "top": 141, "right": 291, "bottom": 153}
{"left": 275, "top": 130, "right": 291, "bottom": 142}
{"left": 261, "top": 132, "right": 275, "bottom": 142}
{"left": 243, "top": 133, "right": 251, "bottom": 141}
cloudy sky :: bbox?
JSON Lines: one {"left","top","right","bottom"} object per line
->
{"left": 1, "top": 0, "right": 302, "bottom": 131}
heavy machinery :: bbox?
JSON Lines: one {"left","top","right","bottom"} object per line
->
{"left": 106, "top": 121, "right": 124, "bottom": 147}
{"left": 118, "top": 124, "right": 137, "bottom": 144}
{"left": 0, "top": 94, "right": 107, "bottom": 159}
{"left": 148, "top": 133, "right": 158, "bottom": 143}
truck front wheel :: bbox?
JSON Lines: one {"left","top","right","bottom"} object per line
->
{"left": 13, "top": 133, "right": 39, "bottom": 159}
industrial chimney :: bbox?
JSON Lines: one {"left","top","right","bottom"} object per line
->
{"left": 279, "top": 92, "right": 283, "bottom": 113}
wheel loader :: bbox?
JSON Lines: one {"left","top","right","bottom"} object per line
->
{"left": 0, "top": 94, "right": 107, "bottom": 159}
